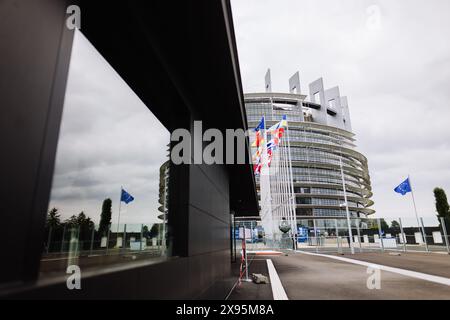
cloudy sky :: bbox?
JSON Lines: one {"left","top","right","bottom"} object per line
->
{"left": 49, "top": 30, "right": 169, "bottom": 228}
{"left": 231, "top": 0, "right": 450, "bottom": 225}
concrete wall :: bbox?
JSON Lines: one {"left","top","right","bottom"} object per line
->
{"left": 324, "top": 86, "right": 345, "bottom": 130}
{"left": 289, "top": 71, "right": 301, "bottom": 94}
{"left": 308, "top": 78, "right": 328, "bottom": 125}
{"left": 341, "top": 96, "right": 352, "bottom": 132}
{"left": 308, "top": 78, "right": 352, "bottom": 132}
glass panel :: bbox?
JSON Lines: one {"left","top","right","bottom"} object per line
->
{"left": 41, "top": 30, "right": 170, "bottom": 279}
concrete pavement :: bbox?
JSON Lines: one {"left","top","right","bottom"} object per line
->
{"left": 270, "top": 252, "right": 450, "bottom": 300}
{"left": 330, "top": 251, "right": 450, "bottom": 278}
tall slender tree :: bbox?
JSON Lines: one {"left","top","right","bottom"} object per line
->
{"left": 46, "top": 207, "right": 61, "bottom": 229}
{"left": 45, "top": 208, "right": 62, "bottom": 252}
{"left": 434, "top": 188, "right": 450, "bottom": 231}
{"left": 390, "top": 220, "right": 400, "bottom": 230}
{"left": 99, "top": 198, "right": 112, "bottom": 236}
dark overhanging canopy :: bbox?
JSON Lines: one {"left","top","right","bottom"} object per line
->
{"left": 79, "top": 0, "right": 258, "bottom": 215}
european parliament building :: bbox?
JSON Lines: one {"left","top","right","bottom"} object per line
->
{"left": 245, "top": 71, "right": 375, "bottom": 229}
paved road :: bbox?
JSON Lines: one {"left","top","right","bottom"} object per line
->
{"left": 271, "top": 253, "right": 450, "bottom": 300}
{"left": 331, "top": 251, "right": 450, "bottom": 278}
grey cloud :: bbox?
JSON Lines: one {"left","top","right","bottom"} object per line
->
{"left": 48, "top": 30, "right": 169, "bottom": 226}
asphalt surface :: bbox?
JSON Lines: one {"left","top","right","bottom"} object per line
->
{"left": 270, "top": 252, "right": 450, "bottom": 300}
{"left": 330, "top": 251, "right": 450, "bottom": 278}
{"left": 41, "top": 249, "right": 450, "bottom": 299}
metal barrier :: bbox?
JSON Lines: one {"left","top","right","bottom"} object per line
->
{"left": 41, "top": 223, "right": 168, "bottom": 277}
{"left": 233, "top": 216, "right": 450, "bottom": 255}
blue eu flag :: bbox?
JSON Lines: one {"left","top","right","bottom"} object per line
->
{"left": 254, "top": 116, "right": 265, "bottom": 132}
{"left": 121, "top": 189, "right": 135, "bottom": 204}
{"left": 394, "top": 178, "right": 412, "bottom": 196}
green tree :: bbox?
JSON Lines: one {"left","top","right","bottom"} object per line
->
{"left": 64, "top": 215, "right": 78, "bottom": 227}
{"left": 76, "top": 211, "right": 93, "bottom": 228}
{"left": 46, "top": 207, "right": 61, "bottom": 229}
{"left": 369, "top": 219, "right": 389, "bottom": 230}
{"left": 45, "top": 208, "right": 63, "bottom": 252}
{"left": 142, "top": 225, "right": 149, "bottom": 238}
{"left": 149, "top": 224, "right": 159, "bottom": 238}
{"left": 99, "top": 198, "right": 112, "bottom": 236}
{"left": 75, "top": 211, "right": 94, "bottom": 243}
{"left": 434, "top": 188, "right": 450, "bottom": 217}
{"left": 434, "top": 187, "right": 450, "bottom": 231}
{"left": 380, "top": 219, "right": 389, "bottom": 230}
{"left": 63, "top": 212, "right": 93, "bottom": 229}
{"left": 76, "top": 212, "right": 94, "bottom": 230}
{"left": 390, "top": 220, "right": 400, "bottom": 229}
{"left": 76, "top": 211, "right": 87, "bottom": 224}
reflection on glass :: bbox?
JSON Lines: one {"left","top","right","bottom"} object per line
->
{"left": 41, "top": 30, "right": 170, "bottom": 278}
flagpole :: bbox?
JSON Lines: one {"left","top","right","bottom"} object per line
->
{"left": 285, "top": 119, "right": 297, "bottom": 233}
{"left": 261, "top": 114, "right": 272, "bottom": 237}
{"left": 117, "top": 186, "right": 123, "bottom": 236}
{"left": 408, "top": 175, "right": 422, "bottom": 231}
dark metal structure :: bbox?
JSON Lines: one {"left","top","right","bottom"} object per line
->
{"left": 0, "top": 0, "right": 257, "bottom": 299}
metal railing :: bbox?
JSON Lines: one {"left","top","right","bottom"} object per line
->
{"left": 41, "top": 223, "right": 169, "bottom": 277}
{"left": 234, "top": 216, "right": 450, "bottom": 255}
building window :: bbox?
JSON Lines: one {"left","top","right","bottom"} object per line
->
{"left": 42, "top": 30, "right": 171, "bottom": 279}
{"left": 296, "top": 208, "right": 313, "bottom": 216}
{"left": 297, "top": 197, "right": 312, "bottom": 205}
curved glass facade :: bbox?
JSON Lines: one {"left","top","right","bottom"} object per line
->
{"left": 245, "top": 92, "right": 375, "bottom": 221}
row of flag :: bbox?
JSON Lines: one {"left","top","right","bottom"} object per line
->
{"left": 250, "top": 114, "right": 415, "bottom": 205}
{"left": 249, "top": 115, "right": 420, "bottom": 225}
{"left": 252, "top": 115, "right": 288, "bottom": 175}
